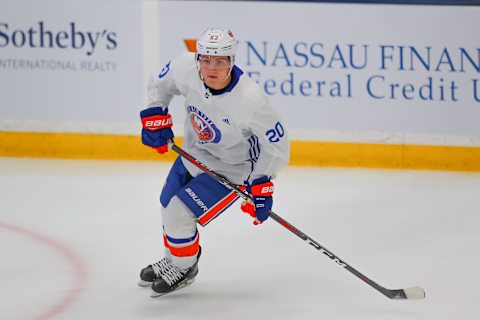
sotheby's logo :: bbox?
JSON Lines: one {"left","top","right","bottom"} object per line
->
{"left": 0, "top": 21, "right": 118, "bottom": 56}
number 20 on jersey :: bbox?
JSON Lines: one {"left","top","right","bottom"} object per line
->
{"left": 266, "top": 121, "right": 285, "bottom": 143}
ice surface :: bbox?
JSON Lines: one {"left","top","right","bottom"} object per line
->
{"left": 1, "top": 157, "right": 479, "bottom": 320}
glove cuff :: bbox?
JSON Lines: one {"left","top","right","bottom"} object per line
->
{"left": 140, "top": 106, "right": 168, "bottom": 117}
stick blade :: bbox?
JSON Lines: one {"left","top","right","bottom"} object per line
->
{"left": 403, "top": 286, "right": 426, "bottom": 300}
{"left": 386, "top": 286, "right": 425, "bottom": 300}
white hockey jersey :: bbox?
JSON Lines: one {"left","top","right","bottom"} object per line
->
{"left": 146, "top": 52, "right": 290, "bottom": 185}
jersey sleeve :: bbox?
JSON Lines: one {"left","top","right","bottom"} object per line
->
{"left": 247, "top": 104, "right": 290, "bottom": 183}
{"left": 146, "top": 55, "right": 185, "bottom": 109}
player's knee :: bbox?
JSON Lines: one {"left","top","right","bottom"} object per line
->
{"left": 161, "top": 196, "right": 196, "bottom": 237}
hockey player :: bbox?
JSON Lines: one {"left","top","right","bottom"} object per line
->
{"left": 138, "top": 27, "right": 290, "bottom": 297}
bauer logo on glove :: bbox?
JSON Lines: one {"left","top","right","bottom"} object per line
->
{"left": 140, "top": 106, "right": 174, "bottom": 154}
{"left": 241, "top": 176, "right": 274, "bottom": 225}
{"left": 143, "top": 117, "right": 173, "bottom": 130}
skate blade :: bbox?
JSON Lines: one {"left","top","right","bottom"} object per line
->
{"left": 150, "top": 278, "right": 195, "bottom": 298}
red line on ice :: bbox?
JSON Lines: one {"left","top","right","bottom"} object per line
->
{"left": 0, "top": 222, "right": 88, "bottom": 320}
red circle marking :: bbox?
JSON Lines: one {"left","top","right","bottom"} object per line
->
{"left": 0, "top": 222, "right": 88, "bottom": 320}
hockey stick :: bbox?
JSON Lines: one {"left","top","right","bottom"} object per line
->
{"left": 168, "top": 142, "right": 425, "bottom": 300}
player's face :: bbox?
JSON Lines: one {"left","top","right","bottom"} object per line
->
{"left": 198, "top": 55, "right": 231, "bottom": 90}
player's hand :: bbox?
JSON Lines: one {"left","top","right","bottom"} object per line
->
{"left": 140, "top": 106, "right": 174, "bottom": 154}
{"left": 241, "top": 176, "right": 273, "bottom": 225}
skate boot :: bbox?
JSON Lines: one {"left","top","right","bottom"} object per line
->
{"left": 138, "top": 256, "right": 174, "bottom": 287}
{"left": 150, "top": 247, "right": 201, "bottom": 297}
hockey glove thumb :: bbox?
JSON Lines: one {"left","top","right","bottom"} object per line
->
{"left": 140, "top": 106, "right": 174, "bottom": 154}
{"left": 241, "top": 176, "right": 273, "bottom": 225}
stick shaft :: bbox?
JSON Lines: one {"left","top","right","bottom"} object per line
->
{"left": 169, "top": 143, "right": 421, "bottom": 300}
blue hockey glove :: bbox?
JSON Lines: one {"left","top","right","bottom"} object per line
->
{"left": 241, "top": 176, "right": 274, "bottom": 225}
{"left": 140, "top": 106, "right": 174, "bottom": 154}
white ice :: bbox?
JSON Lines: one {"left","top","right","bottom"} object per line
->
{"left": 1, "top": 157, "right": 479, "bottom": 320}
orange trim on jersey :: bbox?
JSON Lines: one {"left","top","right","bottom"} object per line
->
{"left": 197, "top": 191, "right": 240, "bottom": 226}
{"left": 163, "top": 233, "right": 200, "bottom": 257}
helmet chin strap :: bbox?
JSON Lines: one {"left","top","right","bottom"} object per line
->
{"left": 217, "top": 59, "right": 234, "bottom": 87}
{"left": 220, "top": 70, "right": 232, "bottom": 86}
{"left": 198, "top": 69, "right": 232, "bottom": 89}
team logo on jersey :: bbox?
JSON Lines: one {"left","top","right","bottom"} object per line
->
{"left": 187, "top": 106, "right": 221, "bottom": 144}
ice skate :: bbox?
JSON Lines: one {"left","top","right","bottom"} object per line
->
{"left": 150, "top": 247, "right": 201, "bottom": 297}
{"left": 138, "top": 256, "right": 174, "bottom": 287}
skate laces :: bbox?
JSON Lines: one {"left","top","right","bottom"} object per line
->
{"left": 162, "top": 265, "right": 188, "bottom": 286}
{"left": 151, "top": 257, "right": 173, "bottom": 277}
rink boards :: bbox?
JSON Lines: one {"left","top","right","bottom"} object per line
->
{"left": 1, "top": 131, "right": 479, "bottom": 171}
{"left": 1, "top": 1, "right": 480, "bottom": 171}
